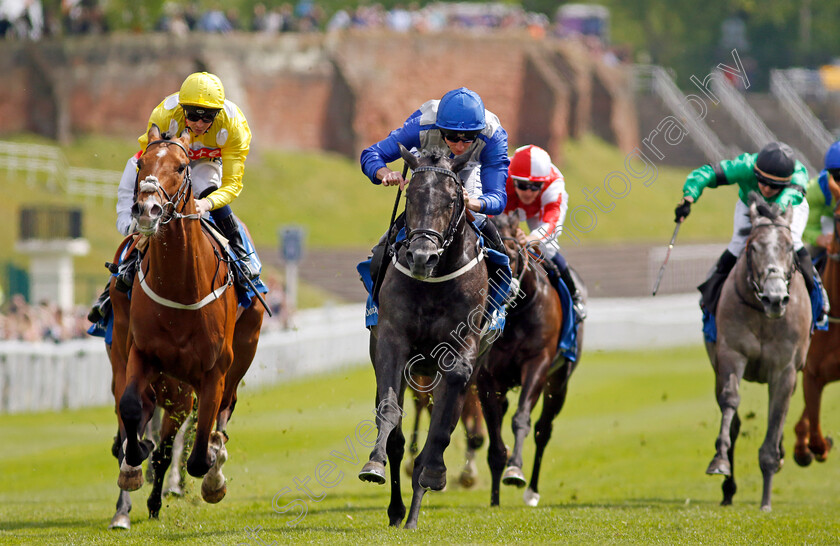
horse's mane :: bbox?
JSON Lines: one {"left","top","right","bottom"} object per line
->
{"left": 748, "top": 192, "right": 783, "bottom": 220}
{"left": 419, "top": 147, "right": 449, "bottom": 165}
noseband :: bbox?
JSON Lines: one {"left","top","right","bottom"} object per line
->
{"left": 744, "top": 222, "right": 794, "bottom": 302}
{"left": 404, "top": 166, "right": 465, "bottom": 256}
{"left": 132, "top": 139, "right": 198, "bottom": 224}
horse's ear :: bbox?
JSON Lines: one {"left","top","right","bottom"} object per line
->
{"left": 748, "top": 191, "right": 761, "bottom": 223}
{"left": 398, "top": 143, "right": 419, "bottom": 171}
{"left": 451, "top": 150, "right": 471, "bottom": 173}
{"left": 177, "top": 128, "right": 191, "bottom": 149}
{"left": 148, "top": 124, "right": 161, "bottom": 142}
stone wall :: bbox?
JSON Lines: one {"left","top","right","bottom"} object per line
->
{"left": 0, "top": 31, "right": 638, "bottom": 158}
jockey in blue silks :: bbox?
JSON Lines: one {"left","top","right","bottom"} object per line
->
{"left": 360, "top": 87, "right": 510, "bottom": 253}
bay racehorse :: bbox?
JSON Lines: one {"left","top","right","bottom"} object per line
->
{"left": 478, "top": 212, "right": 584, "bottom": 507}
{"left": 106, "top": 242, "right": 195, "bottom": 529}
{"left": 359, "top": 144, "right": 493, "bottom": 529}
{"left": 116, "top": 125, "right": 264, "bottom": 506}
{"left": 403, "top": 378, "right": 485, "bottom": 488}
{"left": 794, "top": 174, "right": 840, "bottom": 466}
{"left": 705, "top": 192, "right": 810, "bottom": 511}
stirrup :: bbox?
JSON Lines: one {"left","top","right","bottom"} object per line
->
{"left": 572, "top": 296, "right": 587, "bottom": 322}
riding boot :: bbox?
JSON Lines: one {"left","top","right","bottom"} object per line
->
{"left": 796, "top": 246, "right": 830, "bottom": 327}
{"left": 216, "top": 214, "right": 260, "bottom": 282}
{"left": 115, "top": 248, "right": 140, "bottom": 293}
{"left": 555, "top": 260, "right": 587, "bottom": 322}
{"left": 369, "top": 213, "right": 406, "bottom": 300}
{"left": 478, "top": 218, "right": 505, "bottom": 255}
{"left": 87, "top": 281, "right": 112, "bottom": 323}
{"left": 698, "top": 249, "right": 738, "bottom": 315}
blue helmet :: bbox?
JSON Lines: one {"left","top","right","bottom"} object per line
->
{"left": 825, "top": 141, "right": 840, "bottom": 170}
{"left": 436, "top": 87, "right": 486, "bottom": 132}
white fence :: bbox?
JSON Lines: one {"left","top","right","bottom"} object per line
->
{"left": 0, "top": 296, "right": 703, "bottom": 414}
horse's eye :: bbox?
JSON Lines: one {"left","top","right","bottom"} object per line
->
{"left": 177, "top": 164, "right": 187, "bottom": 174}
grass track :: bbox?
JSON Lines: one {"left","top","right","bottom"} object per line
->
{"left": 2, "top": 345, "right": 840, "bottom": 544}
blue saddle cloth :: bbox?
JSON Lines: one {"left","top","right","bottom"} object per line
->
{"left": 701, "top": 275, "right": 828, "bottom": 343}
{"left": 87, "top": 220, "right": 267, "bottom": 343}
{"left": 549, "top": 274, "right": 580, "bottom": 362}
{"left": 358, "top": 223, "right": 512, "bottom": 333}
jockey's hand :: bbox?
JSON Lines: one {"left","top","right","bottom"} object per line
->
{"left": 515, "top": 228, "right": 528, "bottom": 247}
{"left": 674, "top": 196, "right": 693, "bottom": 223}
{"left": 379, "top": 168, "right": 407, "bottom": 190}
{"left": 462, "top": 188, "right": 483, "bottom": 212}
{"left": 195, "top": 198, "right": 213, "bottom": 216}
{"left": 816, "top": 233, "right": 833, "bottom": 249}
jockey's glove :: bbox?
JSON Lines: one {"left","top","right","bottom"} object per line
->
{"left": 674, "top": 197, "right": 692, "bottom": 223}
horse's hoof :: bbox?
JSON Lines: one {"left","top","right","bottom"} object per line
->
{"left": 163, "top": 486, "right": 184, "bottom": 497}
{"left": 459, "top": 471, "right": 476, "bottom": 489}
{"left": 108, "top": 514, "right": 131, "bottom": 530}
{"left": 358, "top": 461, "right": 386, "bottom": 484}
{"left": 502, "top": 466, "right": 527, "bottom": 488}
{"left": 706, "top": 457, "right": 731, "bottom": 477}
{"left": 201, "top": 479, "right": 227, "bottom": 504}
{"left": 794, "top": 449, "right": 814, "bottom": 467}
{"left": 523, "top": 488, "right": 540, "bottom": 507}
{"left": 760, "top": 504, "right": 772, "bottom": 513}
{"left": 419, "top": 467, "right": 447, "bottom": 491}
{"left": 118, "top": 464, "right": 144, "bottom": 491}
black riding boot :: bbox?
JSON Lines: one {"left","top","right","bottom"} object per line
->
{"left": 115, "top": 248, "right": 140, "bottom": 293}
{"left": 217, "top": 214, "right": 259, "bottom": 281}
{"left": 698, "top": 249, "right": 738, "bottom": 314}
{"left": 557, "top": 262, "right": 586, "bottom": 321}
{"left": 796, "top": 246, "right": 829, "bottom": 324}
{"left": 479, "top": 218, "right": 505, "bottom": 255}
{"left": 87, "top": 282, "right": 112, "bottom": 323}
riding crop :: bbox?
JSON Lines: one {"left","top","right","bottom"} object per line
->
{"left": 652, "top": 221, "right": 682, "bottom": 296}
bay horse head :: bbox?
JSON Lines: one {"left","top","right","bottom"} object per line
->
{"left": 398, "top": 143, "right": 471, "bottom": 279}
{"left": 132, "top": 124, "right": 193, "bottom": 236}
{"left": 746, "top": 192, "right": 796, "bottom": 318}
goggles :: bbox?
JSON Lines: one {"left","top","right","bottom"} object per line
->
{"left": 183, "top": 106, "right": 220, "bottom": 124}
{"left": 441, "top": 130, "right": 479, "bottom": 144}
{"left": 514, "top": 180, "right": 543, "bottom": 192}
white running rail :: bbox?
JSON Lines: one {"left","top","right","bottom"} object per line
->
{"left": 0, "top": 140, "right": 120, "bottom": 199}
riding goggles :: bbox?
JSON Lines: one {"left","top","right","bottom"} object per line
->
{"left": 183, "top": 106, "right": 220, "bottom": 123}
{"left": 441, "top": 130, "right": 479, "bottom": 144}
{"left": 514, "top": 180, "right": 543, "bottom": 192}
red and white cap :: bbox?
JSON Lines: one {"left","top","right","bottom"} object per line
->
{"left": 509, "top": 145, "right": 553, "bottom": 183}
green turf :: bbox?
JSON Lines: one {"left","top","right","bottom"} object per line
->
{"left": 2, "top": 345, "right": 840, "bottom": 544}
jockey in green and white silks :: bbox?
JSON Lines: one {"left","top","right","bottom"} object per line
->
{"left": 674, "top": 141, "right": 828, "bottom": 330}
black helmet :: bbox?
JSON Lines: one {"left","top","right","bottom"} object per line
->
{"left": 754, "top": 142, "right": 795, "bottom": 188}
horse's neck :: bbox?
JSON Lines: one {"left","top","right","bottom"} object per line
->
{"left": 824, "top": 256, "right": 840, "bottom": 310}
{"left": 145, "top": 222, "right": 217, "bottom": 295}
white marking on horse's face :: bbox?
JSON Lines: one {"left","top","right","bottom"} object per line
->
{"left": 156, "top": 147, "right": 168, "bottom": 158}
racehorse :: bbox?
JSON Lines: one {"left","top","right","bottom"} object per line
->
{"left": 359, "top": 144, "right": 491, "bottom": 529}
{"left": 704, "top": 192, "right": 810, "bottom": 511}
{"left": 106, "top": 262, "right": 195, "bottom": 529}
{"left": 477, "top": 212, "right": 584, "bottom": 507}
{"left": 403, "top": 378, "right": 485, "bottom": 488}
{"left": 794, "top": 174, "right": 840, "bottom": 466}
{"left": 115, "top": 125, "right": 264, "bottom": 506}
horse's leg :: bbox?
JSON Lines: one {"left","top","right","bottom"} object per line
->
{"left": 706, "top": 346, "right": 746, "bottom": 481}
{"left": 803, "top": 367, "right": 832, "bottom": 462}
{"left": 459, "top": 384, "right": 484, "bottom": 488}
{"left": 147, "top": 405, "right": 185, "bottom": 518}
{"left": 721, "top": 411, "right": 740, "bottom": 506}
{"left": 109, "top": 430, "right": 132, "bottom": 530}
{"left": 118, "top": 349, "right": 157, "bottom": 491}
{"left": 477, "top": 367, "right": 508, "bottom": 507}
{"left": 527, "top": 361, "right": 574, "bottom": 507}
{"left": 187, "top": 368, "right": 224, "bottom": 480}
{"left": 404, "top": 385, "right": 428, "bottom": 478}
{"left": 503, "top": 354, "right": 550, "bottom": 489}
{"left": 794, "top": 407, "right": 813, "bottom": 467}
{"left": 758, "top": 365, "right": 797, "bottom": 512}
{"left": 359, "top": 335, "right": 409, "bottom": 486}
{"left": 386, "top": 388, "right": 407, "bottom": 527}
{"left": 164, "top": 411, "right": 194, "bottom": 497}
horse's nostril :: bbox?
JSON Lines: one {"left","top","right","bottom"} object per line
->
{"left": 405, "top": 250, "right": 414, "bottom": 266}
{"left": 761, "top": 296, "right": 771, "bottom": 306}
{"left": 782, "top": 295, "right": 790, "bottom": 306}
{"left": 130, "top": 203, "right": 141, "bottom": 217}
{"left": 426, "top": 254, "right": 439, "bottom": 268}
{"left": 149, "top": 203, "right": 163, "bottom": 219}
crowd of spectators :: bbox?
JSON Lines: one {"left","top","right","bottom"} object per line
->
{"left": 0, "top": 294, "right": 90, "bottom": 342}
{"left": 0, "top": 0, "right": 621, "bottom": 61}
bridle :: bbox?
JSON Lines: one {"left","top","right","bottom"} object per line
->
{"left": 403, "top": 166, "right": 466, "bottom": 256}
{"left": 742, "top": 222, "right": 795, "bottom": 305}
{"left": 131, "top": 139, "right": 200, "bottom": 225}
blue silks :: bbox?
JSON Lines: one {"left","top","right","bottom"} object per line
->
{"left": 550, "top": 273, "right": 580, "bottom": 362}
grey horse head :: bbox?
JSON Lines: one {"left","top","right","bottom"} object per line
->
{"left": 746, "top": 192, "right": 796, "bottom": 318}
{"left": 399, "top": 143, "right": 471, "bottom": 279}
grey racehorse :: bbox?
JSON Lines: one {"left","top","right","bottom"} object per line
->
{"left": 704, "top": 192, "right": 811, "bottom": 511}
